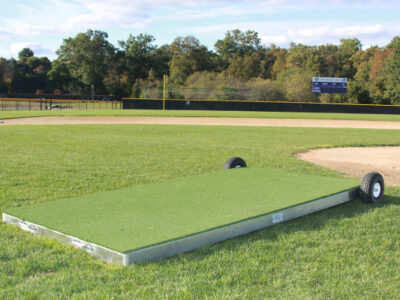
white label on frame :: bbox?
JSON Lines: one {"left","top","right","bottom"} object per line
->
{"left": 272, "top": 213, "right": 284, "bottom": 224}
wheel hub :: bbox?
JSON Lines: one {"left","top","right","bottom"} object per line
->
{"left": 372, "top": 182, "right": 381, "bottom": 198}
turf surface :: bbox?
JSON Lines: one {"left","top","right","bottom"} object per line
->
{"left": 5, "top": 168, "right": 359, "bottom": 253}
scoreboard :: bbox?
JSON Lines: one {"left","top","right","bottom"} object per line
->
{"left": 312, "top": 77, "right": 347, "bottom": 94}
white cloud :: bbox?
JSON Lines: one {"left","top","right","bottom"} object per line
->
{"left": 186, "top": 20, "right": 400, "bottom": 49}
{"left": 0, "top": 28, "right": 12, "bottom": 39}
{"left": 260, "top": 0, "right": 400, "bottom": 6}
{"left": 0, "top": 44, "right": 9, "bottom": 57}
{"left": 67, "top": 0, "right": 150, "bottom": 29}
{"left": 286, "top": 24, "right": 393, "bottom": 46}
{"left": 261, "top": 34, "right": 288, "bottom": 45}
{"left": 66, "top": 0, "right": 245, "bottom": 29}
{"left": 333, "top": 25, "right": 385, "bottom": 37}
{"left": 10, "top": 42, "right": 56, "bottom": 58}
{"left": 2, "top": 0, "right": 399, "bottom": 37}
{"left": 0, "top": 0, "right": 399, "bottom": 59}
{"left": 8, "top": 22, "right": 56, "bottom": 36}
{"left": 294, "top": 24, "right": 387, "bottom": 40}
{"left": 1, "top": 0, "right": 80, "bottom": 38}
{"left": 161, "top": 6, "right": 248, "bottom": 21}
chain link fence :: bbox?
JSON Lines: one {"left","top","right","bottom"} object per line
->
{"left": 0, "top": 98, "right": 122, "bottom": 111}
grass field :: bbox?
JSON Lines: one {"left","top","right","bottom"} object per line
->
{"left": 5, "top": 168, "right": 359, "bottom": 253}
{"left": 3, "top": 108, "right": 400, "bottom": 121}
{"left": 1, "top": 123, "right": 400, "bottom": 298}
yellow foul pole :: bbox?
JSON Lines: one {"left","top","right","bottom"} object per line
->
{"left": 163, "top": 75, "right": 168, "bottom": 111}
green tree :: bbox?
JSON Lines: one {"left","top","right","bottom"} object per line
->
{"left": 168, "top": 36, "right": 213, "bottom": 85}
{"left": 215, "top": 29, "right": 266, "bottom": 79}
{"left": 380, "top": 37, "right": 400, "bottom": 104}
{"left": 215, "top": 29, "right": 261, "bottom": 61}
{"left": 286, "top": 43, "right": 322, "bottom": 74}
{"left": 347, "top": 79, "right": 372, "bottom": 104}
{"left": 9, "top": 49, "right": 52, "bottom": 93}
{"left": 48, "top": 60, "right": 72, "bottom": 92}
{"left": 258, "top": 47, "right": 277, "bottom": 79}
{"left": 225, "top": 53, "right": 261, "bottom": 79}
{"left": 335, "top": 38, "right": 362, "bottom": 79}
{"left": 151, "top": 45, "right": 172, "bottom": 79}
{"left": 103, "top": 50, "right": 127, "bottom": 98}
{"left": 119, "top": 34, "right": 157, "bottom": 81}
{"left": 54, "top": 29, "right": 116, "bottom": 95}
{"left": 348, "top": 46, "right": 380, "bottom": 103}
{"left": 277, "top": 68, "right": 314, "bottom": 101}
{"left": 118, "top": 34, "right": 171, "bottom": 97}
{"left": 316, "top": 44, "right": 339, "bottom": 77}
{"left": 18, "top": 48, "right": 34, "bottom": 61}
{"left": 0, "top": 58, "right": 9, "bottom": 92}
{"left": 246, "top": 78, "right": 285, "bottom": 101}
{"left": 270, "top": 48, "right": 288, "bottom": 80}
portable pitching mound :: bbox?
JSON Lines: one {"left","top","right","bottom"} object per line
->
{"left": 2, "top": 159, "right": 384, "bottom": 265}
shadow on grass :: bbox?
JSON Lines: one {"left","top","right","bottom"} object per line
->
{"left": 151, "top": 192, "right": 400, "bottom": 266}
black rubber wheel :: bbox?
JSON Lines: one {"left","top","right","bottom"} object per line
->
{"left": 359, "top": 172, "right": 384, "bottom": 204}
{"left": 224, "top": 157, "right": 247, "bottom": 170}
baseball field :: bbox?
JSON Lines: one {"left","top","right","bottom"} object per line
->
{"left": 1, "top": 110, "right": 400, "bottom": 298}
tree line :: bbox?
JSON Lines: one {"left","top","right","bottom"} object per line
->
{"left": 0, "top": 29, "right": 399, "bottom": 104}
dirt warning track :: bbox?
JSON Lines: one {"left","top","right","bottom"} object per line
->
{"left": 2, "top": 115, "right": 400, "bottom": 129}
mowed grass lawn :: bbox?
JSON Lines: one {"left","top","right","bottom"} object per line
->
{"left": 1, "top": 123, "right": 400, "bottom": 298}
{"left": 3, "top": 108, "right": 400, "bottom": 121}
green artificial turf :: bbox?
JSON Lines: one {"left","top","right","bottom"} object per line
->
{"left": 5, "top": 168, "right": 359, "bottom": 253}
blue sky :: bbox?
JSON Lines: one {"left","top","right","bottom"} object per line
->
{"left": 1, "top": 0, "right": 400, "bottom": 60}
